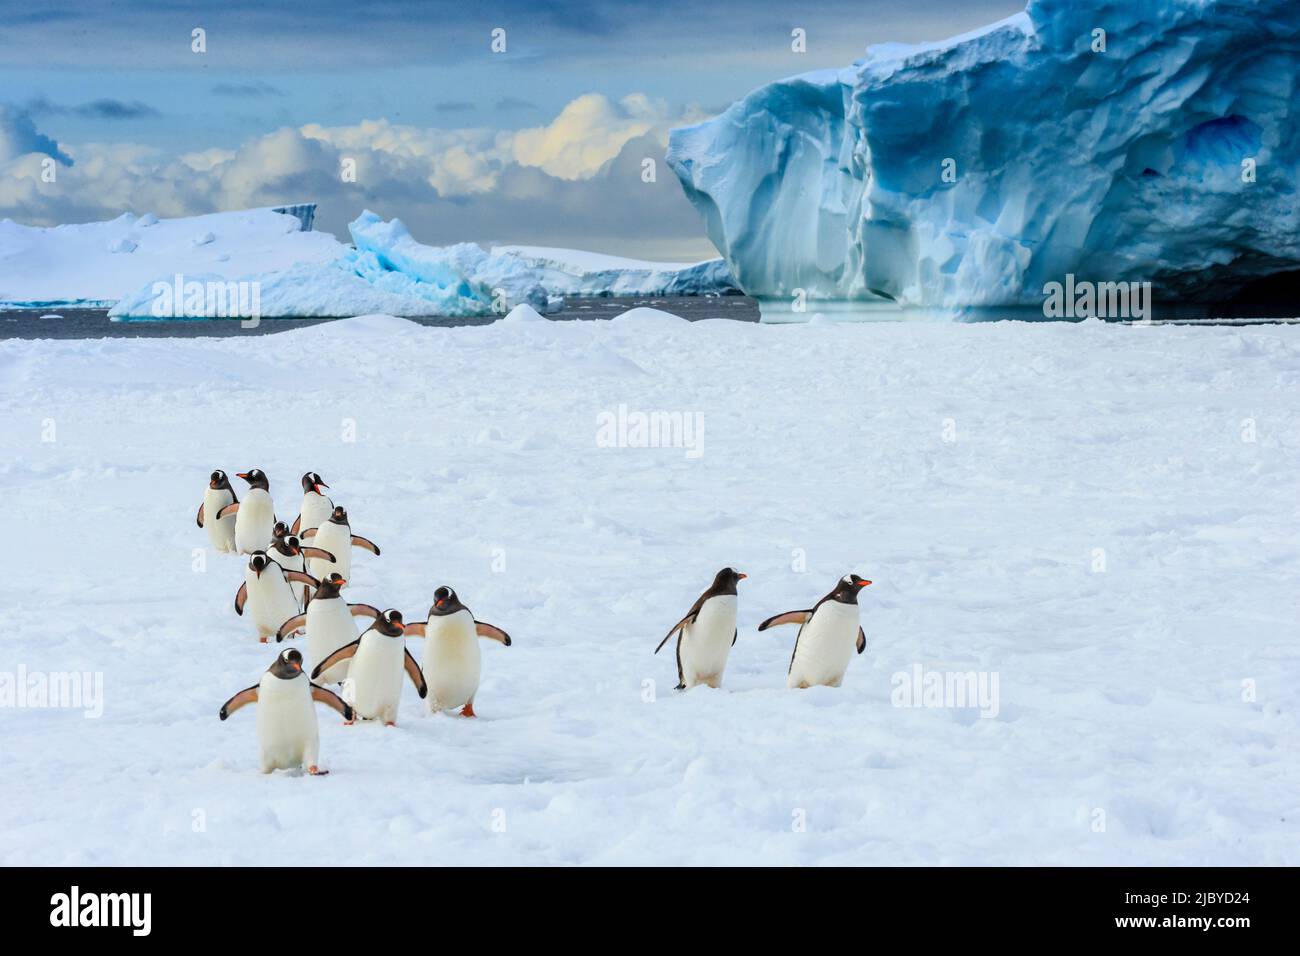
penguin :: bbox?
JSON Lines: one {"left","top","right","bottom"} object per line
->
{"left": 301, "top": 505, "right": 380, "bottom": 583}
{"left": 654, "top": 567, "right": 746, "bottom": 690}
{"left": 291, "top": 472, "right": 333, "bottom": 536}
{"left": 218, "top": 647, "right": 353, "bottom": 775}
{"left": 276, "top": 572, "right": 380, "bottom": 684}
{"left": 266, "top": 521, "right": 335, "bottom": 610}
{"left": 196, "top": 469, "right": 238, "bottom": 554}
{"left": 403, "top": 586, "right": 512, "bottom": 717}
{"left": 235, "top": 551, "right": 318, "bottom": 642}
{"left": 758, "top": 573, "right": 872, "bottom": 689}
{"left": 311, "top": 609, "right": 425, "bottom": 726}
{"left": 216, "top": 469, "right": 276, "bottom": 555}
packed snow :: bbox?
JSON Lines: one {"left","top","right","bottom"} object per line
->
{"left": 667, "top": 0, "right": 1300, "bottom": 307}
{"left": 2, "top": 314, "right": 1297, "bottom": 865}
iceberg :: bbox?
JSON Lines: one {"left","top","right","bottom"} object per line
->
{"left": 666, "top": 0, "right": 1300, "bottom": 309}
{"left": 108, "top": 210, "right": 739, "bottom": 319}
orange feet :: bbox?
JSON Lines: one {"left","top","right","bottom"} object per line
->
{"left": 307, "top": 765, "right": 329, "bottom": 776}
{"left": 384, "top": 720, "right": 397, "bottom": 727}
{"left": 461, "top": 701, "right": 476, "bottom": 718}
{"left": 259, "top": 636, "right": 269, "bottom": 644}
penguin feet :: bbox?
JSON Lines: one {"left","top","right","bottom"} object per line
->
{"left": 342, "top": 718, "right": 355, "bottom": 726}
{"left": 307, "top": 765, "right": 329, "bottom": 776}
{"left": 384, "top": 721, "right": 397, "bottom": 727}
{"left": 258, "top": 636, "right": 269, "bottom": 644}
{"left": 460, "top": 702, "right": 476, "bottom": 718}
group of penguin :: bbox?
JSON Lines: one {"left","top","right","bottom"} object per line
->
{"left": 197, "top": 469, "right": 513, "bottom": 775}
{"left": 198, "top": 469, "right": 875, "bottom": 777}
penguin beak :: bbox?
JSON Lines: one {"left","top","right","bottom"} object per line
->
{"left": 292, "top": 660, "right": 302, "bottom": 672}
{"left": 236, "top": 472, "right": 250, "bottom": 481}
{"left": 736, "top": 572, "right": 748, "bottom": 580}
{"left": 858, "top": 579, "right": 872, "bottom": 588}
{"left": 337, "top": 578, "right": 348, "bottom": 587}
{"left": 435, "top": 599, "right": 446, "bottom": 607}
{"left": 315, "top": 483, "right": 327, "bottom": 494}
{"left": 393, "top": 622, "right": 406, "bottom": 634}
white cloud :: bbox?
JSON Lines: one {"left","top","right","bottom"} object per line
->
{"left": 511, "top": 93, "right": 668, "bottom": 179}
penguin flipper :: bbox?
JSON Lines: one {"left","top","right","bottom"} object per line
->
{"left": 290, "top": 514, "right": 302, "bottom": 535}
{"left": 219, "top": 684, "right": 259, "bottom": 719}
{"left": 300, "top": 528, "right": 318, "bottom": 539}
{"left": 349, "top": 603, "right": 381, "bottom": 620}
{"left": 234, "top": 582, "right": 248, "bottom": 615}
{"left": 350, "top": 535, "right": 381, "bottom": 556}
{"left": 403, "top": 621, "right": 427, "bottom": 637}
{"left": 403, "top": 649, "right": 428, "bottom": 698}
{"left": 216, "top": 502, "right": 239, "bottom": 520}
{"left": 654, "top": 613, "right": 696, "bottom": 654}
{"left": 732, "top": 628, "right": 738, "bottom": 647}
{"left": 758, "top": 609, "right": 811, "bottom": 631}
{"left": 856, "top": 627, "right": 866, "bottom": 654}
{"left": 196, "top": 502, "right": 205, "bottom": 528}
{"left": 284, "top": 570, "right": 320, "bottom": 590}
{"left": 276, "top": 614, "right": 307, "bottom": 642}
{"left": 475, "top": 621, "right": 512, "bottom": 646}
{"left": 300, "top": 547, "right": 336, "bottom": 562}
{"left": 312, "top": 640, "right": 360, "bottom": 679}
{"left": 310, "top": 683, "right": 353, "bottom": 721}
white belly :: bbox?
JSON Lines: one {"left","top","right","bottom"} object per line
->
{"left": 255, "top": 673, "right": 318, "bottom": 771}
{"left": 306, "top": 597, "right": 360, "bottom": 682}
{"left": 421, "top": 610, "right": 480, "bottom": 711}
{"left": 203, "top": 487, "right": 237, "bottom": 553}
{"left": 268, "top": 548, "right": 307, "bottom": 605}
{"left": 247, "top": 569, "right": 300, "bottom": 640}
{"left": 347, "top": 632, "right": 405, "bottom": 721}
{"left": 307, "top": 522, "right": 351, "bottom": 580}
{"left": 788, "top": 601, "right": 860, "bottom": 688}
{"left": 235, "top": 489, "right": 275, "bottom": 554}
{"left": 299, "top": 492, "right": 333, "bottom": 533}
{"left": 680, "top": 595, "right": 737, "bottom": 688}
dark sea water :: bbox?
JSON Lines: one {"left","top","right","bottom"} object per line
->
{"left": 0, "top": 296, "right": 760, "bottom": 339}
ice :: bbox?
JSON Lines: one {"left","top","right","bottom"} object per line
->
{"left": 2, "top": 313, "right": 1297, "bottom": 864}
{"left": 666, "top": 0, "right": 1300, "bottom": 308}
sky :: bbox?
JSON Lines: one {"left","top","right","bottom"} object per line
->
{"left": 0, "top": 0, "right": 1023, "bottom": 259}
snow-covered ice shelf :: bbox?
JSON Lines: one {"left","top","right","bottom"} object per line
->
{"left": 1, "top": 315, "right": 1297, "bottom": 864}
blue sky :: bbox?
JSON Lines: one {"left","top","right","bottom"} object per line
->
{"left": 0, "top": 0, "right": 1022, "bottom": 257}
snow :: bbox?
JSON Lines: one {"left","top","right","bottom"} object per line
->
{"left": 666, "top": 0, "right": 1300, "bottom": 307}
{"left": 0, "top": 208, "right": 340, "bottom": 307}
{"left": 502, "top": 303, "right": 547, "bottom": 324}
{"left": 2, "top": 315, "right": 1297, "bottom": 865}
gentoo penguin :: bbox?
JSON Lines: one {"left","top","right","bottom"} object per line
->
{"left": 291, "top": 472, "right": 333, "bottom": 536}
{"left": 758, "top": 573, "right": 871, "bottom": 689}
{"left": 217, "top": 468, "right": 276, "bottom": 555}
{"left": 218, "top": 647, "right": 353, "bottom": 775}
{"left": 301, "top": 505, "right": 380, "bottom": 583}
{"left": 403, "top": 586, "right": 512, "bottom": 717}
{"left": 276, "top": 573, "right": 380, "bottom": 684}
{"left": 654, "top": 567, "right": 746, "bottom": 690}
{"left": 266, "top": 521, "right": 335, "bottom": 610}
{"left": 311, "top": 609, "right": 425, "bottom": 725}
{"left": 235, "top": 550, "right": 318, "bottom": 642}
{"left": 196, "top": 469, "right": 239, "bottom": 553}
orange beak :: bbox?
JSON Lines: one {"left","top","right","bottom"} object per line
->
{"left": 858, "top": 579, "right": 872, "bottom": 587}
{"left": 314, "top": 483, "right": 326, "bottom": 494}
{"left": 337, "top": 578, "right": 348, "bottom": 588}
{"left": 236, "top": 472, "right": 250, "bottom": 480}
{"left": 292, "top": 660, "right": 302, "bottom": 671}
{"left": 393, "top": 623, "right": 405, "bottom": 634}
{"left": 737, "top": 572, "right": 748, "bottom": 580}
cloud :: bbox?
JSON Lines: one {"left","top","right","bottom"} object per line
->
{"left": 26, "top": 96, "right": 159, "bottom": 120}
{"left": 0, "top": 105, "right": 73, "bottom": 164}
{"left": 0, "top": 94, "right": 719, "bottom": 259}
{"left": 211, "top": 81, "right": 285, "bottom": 98}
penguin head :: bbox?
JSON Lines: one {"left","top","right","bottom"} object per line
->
{"left": 430, "top": 586, "right": 465, "bottom": 616}
{"left": 248, "top": 551, "right": 271, "bottom": 578}
{"left": 712, "top": 567, "right": 748, "bottom": 593}
{"left": 285, "top": 534, "right": 303, "bottom": 555}
{"left": 329, "top": 505, "right": 349, "bottom": 525}
{"left": 236, "top": 468, "right": 269, "bottom": 491}
{"left": 270, "top": 521, "right": 290, "bottom": 545}
{"left": 315, "top": 573, "right": 347, "bottom": 598}
{"left": 302, "top": 472, "right": 328, "bottom": 494}
{"left": 376, "top": 608, "right": 405, "bottom": 636}
{"left": 209, "top": 469, "right": 231, "bottom": 490}
{"left": 269, "top": 647, "right": 304, "bottom": 679}
{"left": 830, "top": 573, "right": 872, "bottom": 604}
